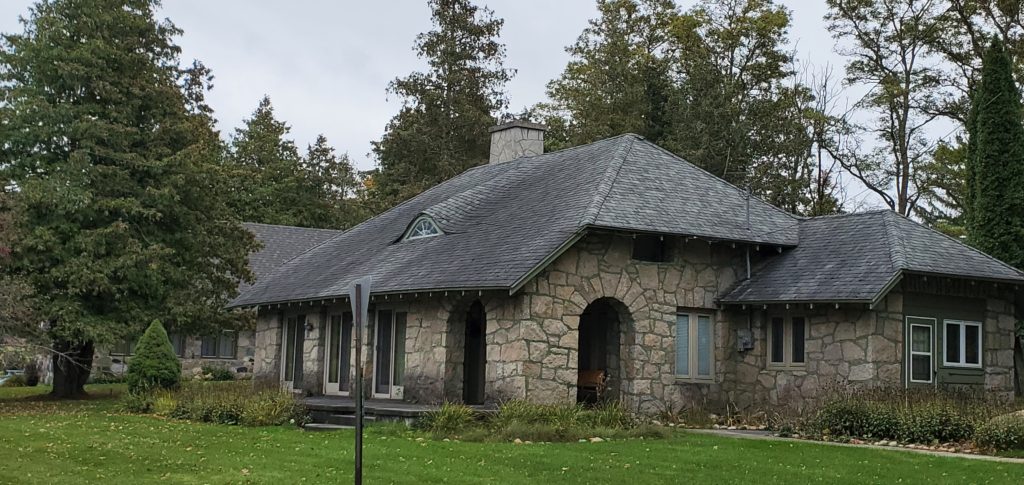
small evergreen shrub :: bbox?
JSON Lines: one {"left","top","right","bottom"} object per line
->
{"left": 200, "top": 365, "right": 235, "bottom": 381}
{"left": 125, "top": 320, "right": 181, "bottom": 393}
{"left": 975, "top": 413, "right": 1024, "bottom": 451}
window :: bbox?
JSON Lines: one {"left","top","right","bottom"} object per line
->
{"left": 403, "top": 216, "right": 442, "bottom": 240}
{"left": 907, "top": 319, "right": 935, "bottom": 383}
{"left": 111, "top": 338, "right": 137, "bottom": 356}
{"left": 943, "top": 320, "right": 982, "bottom": 368}
{"left": 168, "top": 333, "right": 186, "bottom": 358}
{"left": 676, "top": 312, "right": 713, "bottom": 380}
{"left": 631, "top": 234, "right": 671, "bottom": 262}
{"left": 768, "top": 316, "right": 805, "bottom": 369}
{"left": 201, "top": 331, "right": 237, "bottom": 359}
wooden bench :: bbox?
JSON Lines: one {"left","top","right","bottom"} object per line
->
{"left": 577, "top": 369, "right": 608, "bottom": 402}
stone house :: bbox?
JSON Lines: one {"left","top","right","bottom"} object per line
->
{"left": 230, "top": 122, "right": 1023, "bottom": 413}
{"left": 92, "top": 223, "right": 341, "bottom": 378}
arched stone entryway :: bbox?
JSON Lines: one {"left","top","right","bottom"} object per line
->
{"left": 577, "top": 297, "right": 630, "bottom": 403}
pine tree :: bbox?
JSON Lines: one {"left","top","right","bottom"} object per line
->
{"left": 541, "top": 0, "right": 677, "bottom": 149}
{"left": 125, "top": 320, "right": 181, "bottom": 393}
{"left": 226, "top": 98, "right": 363, "bottom": 228}
{"left": 302, "top": 134, "right": 367, "bottom": 228}
{"left": 0, "top": 0, "right": 257, "bottom": 397}
{"left": 967, "top": 38, "right": 1024, "bottom": 270}
{"left": 371, "top": 0, "right": 513, "bottom": 211}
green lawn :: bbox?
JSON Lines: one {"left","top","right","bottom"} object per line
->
{"left": 1, "top": 385, "right": 1023, "bottom": 484}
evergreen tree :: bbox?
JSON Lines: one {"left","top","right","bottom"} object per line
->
{"left": 967, "top": 38, "right": 1024, "bottom": 270}
{"left": 541, "top": 0, "right": 677, "bottom": 149}
{"left": 371, "top": 0, "right": 513, "bottom": 211}
{"left": 0, "top": 0, "right": 257, "bottom": 397}
{"left": 302, "top": 134, "right": 367, "bottom": 228}
{"left": 227, "top": 97, "right": 364, "bottom": 229}
{"left": 125, "top": 320, "right": 181, "bottom": 393}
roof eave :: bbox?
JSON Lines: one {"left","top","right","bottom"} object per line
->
{"left": 229, "top": 285, "right": 511, "bottom": 310}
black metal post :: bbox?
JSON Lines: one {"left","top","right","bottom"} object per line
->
{"left": 353, "top": 283, "right": 363, "bottom": 485}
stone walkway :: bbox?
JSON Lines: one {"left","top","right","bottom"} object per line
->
{"left": 687, "top": 428, "right": 1024, "bottom": 464}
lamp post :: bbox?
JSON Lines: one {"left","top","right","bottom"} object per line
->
{"left": 348, "top": 276, "right": 371, "bottom": 485}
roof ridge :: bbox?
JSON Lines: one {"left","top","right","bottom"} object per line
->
{"left": 890, "top": 211, "right": 1024, "bottom": 278}
{"left": 580, "top": 135, "right": 636, "bottom": 226}
{"left": 804, "top": 209, "right": 891, "bottom": 221}
{"left": 880, "top": 210, "right": 907, "bottom": 273}
{"left": 242, "top": 221, "right": 344, "bottom": 233}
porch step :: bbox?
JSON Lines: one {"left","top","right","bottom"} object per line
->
{"left": 308, "top": 409, "right": 378, "bottom": 426}
{"left": 303, "top": 423, "right": 353, "bottom": 432}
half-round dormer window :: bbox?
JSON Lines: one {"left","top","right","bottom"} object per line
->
{"left": 404, "top": 215, "right": 442, "bottom": 240}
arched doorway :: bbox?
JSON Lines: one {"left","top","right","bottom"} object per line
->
{"left": 577, "top": 298, "right": 626, "bottom": 404}
{"left": 463, "top": 300, "right": 487, "bottom": 404}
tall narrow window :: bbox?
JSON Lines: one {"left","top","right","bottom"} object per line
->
{"left": 675, "top": 312, "right": 713, "bottom": 381}
{"left": 942, "top": 320, "right": 982, "bottom": 368}
{"left": 768, "top": 316, "right": 806, "bottom": 369}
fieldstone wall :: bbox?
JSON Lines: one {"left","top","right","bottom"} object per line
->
{"left": 720, "top": 293, "right": 903, "bottom": 410}
{"left": 504, "top": 232, "right": 750, "bottom": 413}
{"left": 253, "top": 311, "right": 282, "bottom": 384}
{"left": 984, "top": 296, "right": 1017, "bottom": 396}
{"left": 247, "top": 230, "right": 1018, "bottom": 410}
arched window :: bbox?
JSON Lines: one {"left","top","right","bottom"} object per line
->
{"left": 403, "top": 215, "right": 442, "bottom": 240}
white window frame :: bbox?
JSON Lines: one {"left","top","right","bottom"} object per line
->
{"left": 767, "top": 316, "right": 806, "bottom": 370}
{"left": 907, "top": 318, "right": 935, "bottom": 384}
{"left": 403, "top": 215, "right": 443, "bottom": 240}
{"left": 942, "top": 319, "right": 983, "bottom": 369}
{"left": 675, "top": 312, "right": 714, "bottom": 382}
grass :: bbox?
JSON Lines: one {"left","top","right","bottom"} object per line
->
{"left": 2, "top": 386, "right": 1023, "bottom": 484}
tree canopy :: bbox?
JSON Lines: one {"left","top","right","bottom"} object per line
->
{"left": 966, "top": 38, "right": 1024, "bottom": 270}
{"left": 0, "top": 0, "right": 257, "bottom": 396}
{"left": 369, "top": 0, "right": 513, "bottom": 211}
{"left": 225, "top": 96, "right": 364, "bottom": 229}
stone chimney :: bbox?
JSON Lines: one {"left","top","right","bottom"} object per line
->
{"left": 488, "top": 120, "right": 547, "bottom": 164}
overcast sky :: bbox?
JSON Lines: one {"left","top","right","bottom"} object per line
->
{"left": 1, "top": 1, "right": 876, "bottom": 200}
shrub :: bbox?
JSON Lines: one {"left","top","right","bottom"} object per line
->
{"left": 125, "top": 320, "right": 181, "bottom": 393}
{"left": 151, "top": 390, "right": 178, "bottom": 416}
{"left": 156, "top": 381, "right": 305, "bottom": 426}
{"left": 90, "top": 373, "right": 127, "bottom": 384}
{"left": 200, "top": 365, "right": 235, "bottom": 381}
{"left": 418, "top": 402, "right": 478, "bottom": 436}
{"left": 807, "top": 386, "right": 1011, "bottom": 445}
{"left": 0, "top": 374, "right": 26, "bottom": 387}
{"left": 120, "top": 388, "right": 155, "bottom": 413}
{"left": 975, "top": 413, "right": 1024, "bottom": 451}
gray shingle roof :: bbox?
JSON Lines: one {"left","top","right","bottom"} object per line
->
{"left": 241, "top": 222, "right": 343, "bottom": 291}
{"left": 720, "top": 211, "right": 1024, "bottom": 304}
{"left": 230, "top": 135, "right": 798, "bottom": 307}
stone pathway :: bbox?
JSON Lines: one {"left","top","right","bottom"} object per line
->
{"left": 687, "top": 428, "right": 1024, "bottom": 464}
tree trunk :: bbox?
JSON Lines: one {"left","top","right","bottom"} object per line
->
{"left": 50, "top": 339, "right": 94, "bottom": 398}
{"left": 1015, "top": 335, "right": 1024, "bottom": 398}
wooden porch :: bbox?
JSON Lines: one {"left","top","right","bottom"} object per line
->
{"left": 303, "top": 395, "right": 494, "bottom": 428}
